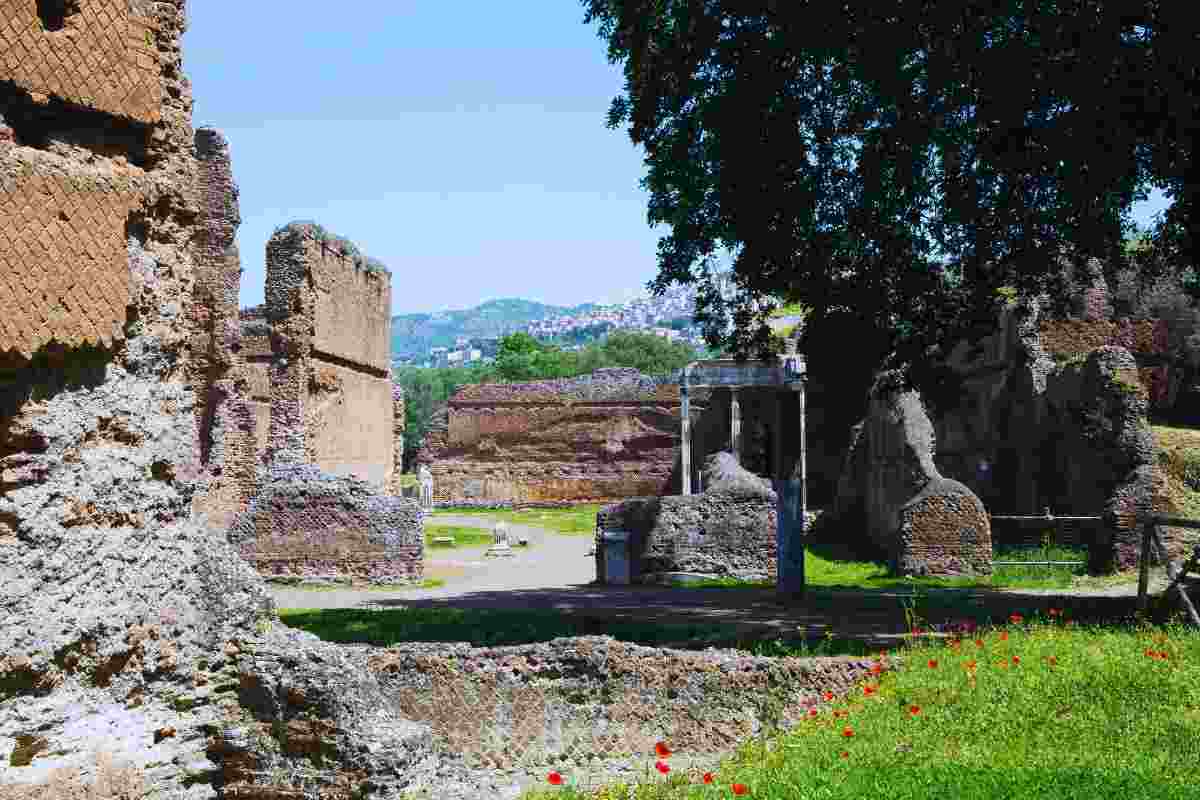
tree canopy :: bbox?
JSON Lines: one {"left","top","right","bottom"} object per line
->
{"left": 582, "top": 1, "right": 1198, "bottom": 364}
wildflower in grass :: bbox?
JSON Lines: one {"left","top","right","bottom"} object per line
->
{"left": 1159, "top": 651, "right": 1170, "bottom": 660}
{"left": 1048, "top": 608, "right": 1060, "bottom": 618}
{"left": 1012, "top": 655, "right": 1021, "bottom": 665}
{"left": 840, "top": 750, "right": 849, "bottom": 759}
{"left": 823, "top": 691, "right": 835, "bottom": 701}
{"left": 1000, "top": 632, "right": 1009, "bottom": 641}
{"left": 702, "top": 772, "right": 714, "bottom": 784}
{"left": 1010, "top": 613, "right": 1024, "bottom": 624}
{"left": 732, "top": 783, "right": 749, "bottom": 796}
{"left": 870, "top": 662, "right": 884, "bottom": 675}
{"left": 909, "top": 705, "right": 921, "bottom": 716}
{"left": 1046, "top": 656, "right": 1058, "bottom": 666}
{"left": 655, "top": 761, "right": 670, "bottom": 775}
{"left": 842, "top": 726, "right": 855, "bottom": 738}
{"left": 975, "top": 639, "right": 985, "bottom": 648}
{"left": 1146, "top": 648, "right": 1157, "bottom": 658}
{"left": 928, "top": 658, "right": 939, "bottom": 669}
{"left": 655, "top": 741, "right": 672, "bottom": 758}
{"left": 863, "top": 684, "right": 877, "bottom": 696}
{"left": 808, "top": 708, "right": 819, "bottom": 718}
{"left": 547, "top": 771, "right": 563, "bottom": 786}
{"left": 965, "top": 659, "right": 977, "bottom": 671}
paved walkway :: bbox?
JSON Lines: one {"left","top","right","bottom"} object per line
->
{"left": 269, "top": 515, "right": 1157, "bottom": 646}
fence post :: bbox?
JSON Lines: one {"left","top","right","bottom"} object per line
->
{"left": 1136, "top": 519, "right": 1154, "bottom": 615}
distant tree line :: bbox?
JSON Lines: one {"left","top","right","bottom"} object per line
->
{"left": 394, "top": 331, "right": 700, "bottom": 470}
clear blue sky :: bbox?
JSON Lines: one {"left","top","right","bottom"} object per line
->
{"left": 182, "top": 2, "right": 1171, "bottom": 315}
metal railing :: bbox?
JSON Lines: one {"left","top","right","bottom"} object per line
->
{"left": 988, "top": 508, "right": 1100, "bottom": 567}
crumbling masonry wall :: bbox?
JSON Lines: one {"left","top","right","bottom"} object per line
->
{"left": 1, "top": 6, "right": 442, "bottom": 798}
{"left": 265, "top": 223, "right": 395, "bottom": 488}
{"left": 418, "top": 368, "right": 692, "bottom": 504}
{"left": 227, "top": 464, "right": 423, "bottom": 585}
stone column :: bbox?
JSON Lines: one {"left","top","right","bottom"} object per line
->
{"left": 730, "top": 388, "right": 742, "bottom": 464}
{"left": 680, "top": 383, "right": 692, "bottom": 495}
{"left": 773, "top": 390, "right": 785, "bottom": 480}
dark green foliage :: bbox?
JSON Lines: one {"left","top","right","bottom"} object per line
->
{"left": 581, "top": 1, "right": 1198, "bottom": 385}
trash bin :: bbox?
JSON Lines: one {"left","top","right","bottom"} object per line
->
{"left": 600, "top": 530, "right": 633, "bottom": 585}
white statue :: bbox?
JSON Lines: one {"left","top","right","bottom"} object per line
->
{"left": 417, "top": 464, "right": 433, "bottom": 509}
{"left": 486, "top": 521, "right": 515, "bottom": 558}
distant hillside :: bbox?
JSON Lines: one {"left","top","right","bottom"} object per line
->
{"left": 391, "top": 298, "right": 598, "bottom": 362}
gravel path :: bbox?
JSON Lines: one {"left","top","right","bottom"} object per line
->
{"left": 269, "top": 514, "right": 1165, "bottom": 644}
{"left": 270, "top": 515, "right": 596, "bottom": 609}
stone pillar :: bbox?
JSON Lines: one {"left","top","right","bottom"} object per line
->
{"left": 680, "top": 383, "right": 692, "bottom": 495}
{"left": 730, "top": 388, "right": 742, "bottom": 464}
{"left": 773, "top": 391, "right": 785, "bottom": 480}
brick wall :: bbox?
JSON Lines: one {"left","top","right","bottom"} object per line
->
{"left": 0, "top": 168, "right": 141, "bottom": 359}
{"left": 0, "top": 0, "right": 163, "bottom": 124}
{"left": 227, "top": 464, "right": 423, "bottom": 585}
{"left": 264, "top": 224, "right": 395, "bottom": 490}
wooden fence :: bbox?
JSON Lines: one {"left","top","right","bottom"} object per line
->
{"left": 1136, "top": 514, "right": 1200, "bottom": 625}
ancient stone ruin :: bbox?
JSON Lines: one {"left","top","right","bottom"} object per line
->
{"left": 597, "top": 452, "right": 779, "bottom": 583}
{"left": 418, "top": 367, "right": 687, "bottom": 504}
{"left": 6, "top": 6, "right": 895, "bottom": 797}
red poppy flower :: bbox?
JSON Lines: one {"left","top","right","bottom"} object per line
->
{"left": 909, "top": 705, "right": 921, "bottom": 716}
{"left": 702, "top": 772, "right": 714, "bottom": 784}
{"left": 1145, "top": 648, "right": 1157, "bottom": 658}
{"left": 1047, "top": 656, "right": 1058, "bottom": 666}
{"left": 1012, "top": 655, "right": 1020, "bottom": 665}
{"left": 840, "top": 750, "right": 849, "bottom": 759}
{"left": 808, "top": 708, "right": 819, "bottom": 718}
{"left": 928, "top": 659, "right": 939, "bottom": 669}
{"left": 547, "top": 771, "right": 563, "bottom": 786}
{"left": 870, "top": 663, "right": 884, "bottom": 675}
{"left": 842, "top": 726, "right": 855, "bottom": 738}
{"left": 823, "top": 691, "right": 835, "bottom": 701}
{"left": 863, "top": 684, "right": 876, "bottom": 696}
{"left": 965, "top": 659, "right": 977, "bottom": 670}
{"left": 999, "top": 632, "right": 1009, "bottom": 641}
{"left": 975, "top": 639, "right": 985, "bottom": 648}
{"left": 1160, "top": 651, "right": 1170, "bottom": 660}
{"left": 655, "top": 761, "right": 670, "bottom": 775}
{"left": 1048, "top": 608, "right": 1060, "bottom": 617}
{"left": 654, "top": 741, "right": 672, "bottom": 758}
{"left": 1009, "top": 613, "right": 1024, "bottom": 624}
{"left": 732, "top": 784, "right": 749, "bottom": 796}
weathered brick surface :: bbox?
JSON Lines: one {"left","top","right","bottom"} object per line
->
{"left": 370, "top": 638, "right": 882, "bottom": 774}
{"left": 265, "top": 223, "right": 395, "bottom": 488}
{"left": 836, "top": 376, "right": 993, "bottom": 575}
{"left": 0, "top": 0, "right": 162, "bottom": 123}
{"left": 227, "top": 464, "right": 424, "bottom": 585}
{"left": 0, "top": 169, "right": 141, "bottom": 359}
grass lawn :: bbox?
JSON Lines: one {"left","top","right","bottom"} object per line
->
{"left": 430, "top": 504, "right": 603, "bottom": 536}
{"left": 424, "top": 523, "right": 496, "bottom": 549}
{"left": 1153, "top": 423, "right": 1200, "bottom": 519}
{"left": 523, "top": 620, "right": 1200, "bottom": 800}
{"left": 682, "top": 542, "right": 1093, "bottom": 592}
{"left": 276, "top": 606, "right": 868, "bottom": 655}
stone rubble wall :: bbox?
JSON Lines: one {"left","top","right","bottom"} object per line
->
{"left": 596, "top": 495, "right": 778, "bottom": 582}
{"left": 0, "top": 6, "right": 444, "bottom": 797}
{"left": 835, "top": 374, "right": 993, "bottom": 576}
{"left": 227, "top": 463, "right": 424, "bottom": 585}
{"left": 369, "top": 637, "right": 881, "bottom": 780}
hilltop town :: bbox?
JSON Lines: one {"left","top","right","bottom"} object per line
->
{"left": 396, "top": 281, "right": 713, "bottom": 368}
